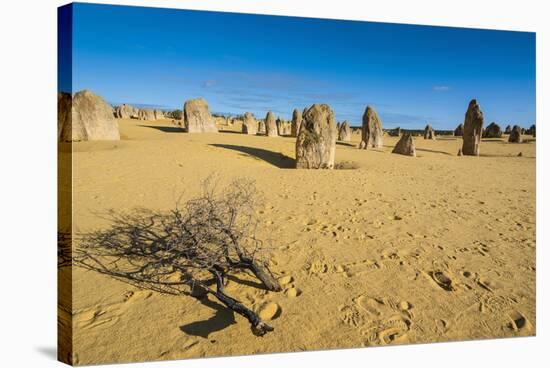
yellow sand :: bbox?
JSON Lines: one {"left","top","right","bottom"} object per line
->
{"left": 62, "top": 118, "right": 536, "bottom": 365}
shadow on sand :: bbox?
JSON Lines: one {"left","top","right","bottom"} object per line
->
{"left": 336, "top": 141, "right": 356, "bottom": 148}
{"left": 138, "top": 125, "right": 185, "bottom": 133}
{"left": 180, "top": 296, "right": 236, "bottom": 338}
{"left": 415, "top": 148, "right": 454, "bottom": 156}
{"left": 210, "top": 144, "right": 295, "bottom": 169}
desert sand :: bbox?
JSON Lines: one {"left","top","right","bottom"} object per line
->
{"left": 59, "top": 117, "right": 536, "bottom": 365}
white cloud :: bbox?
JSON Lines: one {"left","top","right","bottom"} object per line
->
{"left": 433, "top": 85, "right": 451, "bottom": 91}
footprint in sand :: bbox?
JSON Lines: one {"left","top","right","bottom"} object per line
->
{"left": 428, "top": 271, "right": 455, "bottom": 292}
{"left": 507, "top": 311, "right": 533, "bottom": 334}
{"left": 258, "top": 302, "right": 281, "bottom": 321}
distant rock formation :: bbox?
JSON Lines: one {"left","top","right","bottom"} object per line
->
{"left": 462, "top": 99, "right": 484, "bottom": 156}
{"left": 242, "top": 112, "right": 257, "bottom": 135}
{"left": 423, "top": 124, "right": 436, "bottom": 140}
{"left": 265, "top": 111, "right": 278, "bottom": 137}
{"left": 392, "top": 133, "right": 416, "bottom": 156}
{"left": 154, "top": 109, "right": 164, "bottom": 120}
{"left": 338, "top": 121, "right": 352, "bottom": 141}
{"left": 482, "top": 122, "right": 502, "bottom": 138}
{"left": 359, "top": 106, "right": 383, "bottom": 149}
{"left": 58, "top": 90, "right": 120, "bottom": 142}
{"left": 296, "top": 104, "right": 337, "bottom": 169}
{"left": 527, "top": 124, "right": 536, "bottom": 137}
{"left": 115, "top": 104, "right": 138, "bottom": 119}
{"left": 138, "top": 109, "right": 156, "bottom": 121}
{"left": 521, "top": 127, "right": 526, "bottom": 135}
{"left": 508, "top": 125, "right": 523, "bottom": 143}
{"left": 389, "top": 127, "right": 401, "bottom": 137}
{"left": 183, "top": 98, "right": 218, "bottom": 133}
{"left": 454, "top": 123, "right": 464, "bottom": 136}
{"left": 504, "top": 125, "right": 512, "bottom": 134}
{"left": 291, "top": 108, "right": 302, "bottom": 137}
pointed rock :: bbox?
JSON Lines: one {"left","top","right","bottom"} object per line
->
{"left": 291, "top": 108, "right": 302, "bottom": 137}
{"left": 392, "top": 133, "right": 416, "bottom": 156}
{"left": 359, "top": 106, "right": 383, "bottom": 149}
{"left": 338, "top": 121, "right": 352, "bottom": 141}
{"left": 462, "top": 99, "right": 484, "bottom": 156}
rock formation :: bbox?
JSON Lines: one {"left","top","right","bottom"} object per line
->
{"left": 462, "top": 99, "right": 484, "bottom": 156}
{"left": 258, "top": 120, "right": 266, "bottom": 135}
{"left": 58, "top": 90, "right": 120, "bottom": 142}
{"left": 276, "top": 118, "right": 285, "bottom": 136}
{"left": 390, "top": 127, "right": 401, "bottom": 137}
{"left": 291, "top": 108, "right": 302, "bottom": 137}
{"left": 454, "top": 123, "right": 464, "bottom": 136}
{"left": 359, "top": 106, "right": 383, "bottom": 149}
{"left": 482, "top": 122, "right": 503, "bottom": 138}
{"left": 424, "top": 124, "right": 436, "bottom": 140}
{"left": 183, "top": 98, "right": 218, "bottom": 133}
{"left": 295, "top": 104, "right": 337, "bottom": 169}
{"left": 392, "top": 133, "right": 416, "bottom": 156}
{"left": 527, "top": 124, "right": 536, "bottom": 137}
{"left": 242, "top": 112, "right": 257, "bottom": 135}
{"left": 265, "top": 111, "right": 278, "bottom": 137}
{"left": 505, "top": 125, "right": 512, "bottom": 134}
{"left": 338, "top": 121, "right": 352, "bottom": 141}
{"left": 508, "top": 125, "right": 522, "bottom": 143}
{"left": 115, "top": 104, "right": 138, "bottom": 119}
{"left": 138, "top": 109, "right": 156, "bottom": 121}
{"left": 154, "top": 109, "right": 164, "bottom": 120}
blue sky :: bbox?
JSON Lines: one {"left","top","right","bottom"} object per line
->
{"left": 67, "top": 3, "right": 536, "bottom": 129}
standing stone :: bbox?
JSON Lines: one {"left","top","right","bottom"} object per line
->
{"left": 291, "top": 108, "right": 302, "bottom": 137}
{"left": 424, "top": 124, "right": 436, "bottom": 140}
{"left": 276, "top": 117, "right": 285, "bottom": 136}
{"left": 508, "top": 125, "right": 523, "bottom": 143}
{"left": 296, "top": 104, "right": 337, "bottom": 169}
{"left": 183, "top": 98, "right": 218, "bottom": 133}
{"left": 338, "top": 121, "right": 352, "bottom": 141}
{"left": 527, "top": 124, "right": 536, "bottom": 137}
{"left": 138, "top": 109, "right": 156, "bottom": 121}
{"left": 242, "top": 112, "right": 257, "bottom": 135}
{"left": 521, "top": 128, "right": 526, "bottom": 135}
{"left": 59, "top": 90, "right": 120, "bottom": 142}
{"left": 505, "top": 125, "right": 512, "bottom": 134}
{"left": 265, "top": 111, "right": 278, "bottom": 137}
{"left": 462, "top": 99, "right": 484, "bottom": 156}
{"left": 359, "top": 106, "right": 383, "bottom": 149}
{"left": 454, "top": 123, "right": 464, "bottom": 136}
{"left": 482, "top": 122, "right": 503, "bottom": 138}
{"left": 258, "top": 120, "right": 266, "bottom": 135}
{"left": 284, "top": 122, "right": 292, "bottom": 136}
{"left": 391, "top": 133, "right": 416, "bottom": 157}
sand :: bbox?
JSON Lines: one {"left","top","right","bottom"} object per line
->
{"left": 60, "top": 118, "right": 536, "bottom": 365}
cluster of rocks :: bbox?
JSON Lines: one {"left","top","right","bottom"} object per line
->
{"left": 61, "top": 90, "right": 534, "bottom": 169}
{"left": 58, "top": 90, "right": 120, "bottom": 142}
